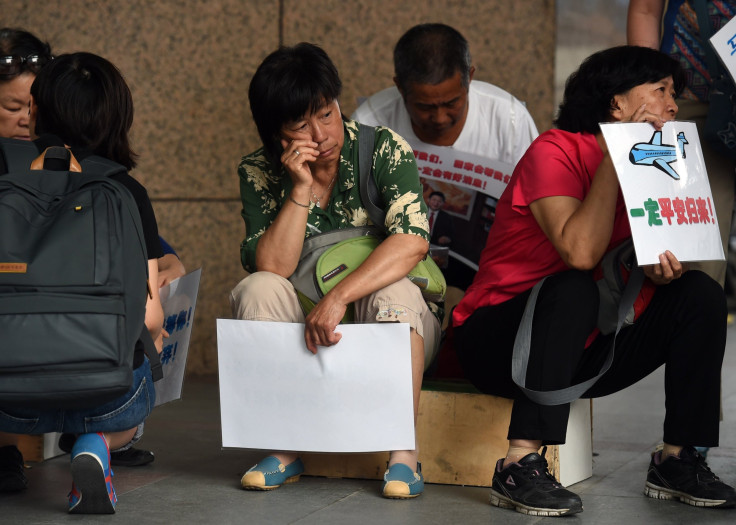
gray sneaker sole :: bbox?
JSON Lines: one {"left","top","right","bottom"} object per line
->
{"left": 489, "top": 488, "right": 583, "bottom": 517}
{"left": 644, "top": 481, "right": 735, "bottom": 508}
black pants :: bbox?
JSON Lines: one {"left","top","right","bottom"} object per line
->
{"left": 454, "top": 270, "right": 726, "bottom": 446}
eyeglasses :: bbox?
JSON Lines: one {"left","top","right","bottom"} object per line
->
{"left": 0, "top": 54, "right": 53, "bottom": 78}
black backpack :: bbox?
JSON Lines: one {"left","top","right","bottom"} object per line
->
{"left": 0, "top": 138, "right": 160, "bottom": 409}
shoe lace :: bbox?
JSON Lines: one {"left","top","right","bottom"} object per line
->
{"left": 691, "top": 449, "right": 720, "bottom": 482}
{"left": 519, "top": 446, "right": 562, "bottom": 489}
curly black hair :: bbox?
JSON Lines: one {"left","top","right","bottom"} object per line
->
{"left": 555, "top": 46, "right": 686, "bottom": 134}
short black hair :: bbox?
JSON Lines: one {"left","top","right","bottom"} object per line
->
{"left": 31, "top": 52, "right": 137, "bottom": 170}
{"left": 0, "top": 27, "right": 53, "bottom": 81}
{"left": 248, "top": 42, "right": 342, "bottom": 164}
{"left": 555, "top": 46, "right": 686, "bottom": 134}
{"left": 393, "top": 23, "right": 471, "bottom": 93}
{"left": 429, "top": 191, "right": 446, "bottom": 201}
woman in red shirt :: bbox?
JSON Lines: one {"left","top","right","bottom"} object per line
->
{"left": 453, "top": 46, "right": 734, "bottom": 515}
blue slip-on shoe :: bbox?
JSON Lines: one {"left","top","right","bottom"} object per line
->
{"left": 68, "top": 433, "right": 116, "bottom": 514}
{"left": 241, "top": 456, "right": 304, "bottom": 490}
{"left": 382, "top": 462, "right": 424, "bottom": 499}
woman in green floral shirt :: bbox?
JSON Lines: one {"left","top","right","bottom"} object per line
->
{"left": 230, "top": 43, "right": 440, "bottom": 499}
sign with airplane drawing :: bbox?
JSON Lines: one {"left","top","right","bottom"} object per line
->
{"left": 628, "top": 130, "right": 688, "bottom": 180}
{"left": 600, "top": 121, "right": 724, "bottom": 265}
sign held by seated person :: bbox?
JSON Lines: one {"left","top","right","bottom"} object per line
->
{"left": 155, "top": 268, "right": 202, "bottom": 406}
{"left": 601, "top": 121, "right": 724, "bottom": 265}
{"left": 217, "top": 320, "right": 415, "bottom": 452}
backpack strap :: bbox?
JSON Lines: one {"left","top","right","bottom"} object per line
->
{"left": 80, "top": 155, "right": 128, "bottom": 178}
{"left": 510, "top": 265, "right": 644, "bottom": 406}
{"left": 78, "top": 155, "right": 164, "bottom": 381}
{"left": 0, "top": 137, "right": 42, "bottom": 172}
{"left": 0, "top": 138, "right": 128, "bottom": 178}
{"left": 357, "top": 123, "right": 386, "bottom": 227}
{"left": 139, "top": 326, "right": 164, "bottom": 381}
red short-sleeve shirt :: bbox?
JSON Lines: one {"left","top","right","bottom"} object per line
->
{"left": 453, "top": 129, "right": 633, "bottom": 327}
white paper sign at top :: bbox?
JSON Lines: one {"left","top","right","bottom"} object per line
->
{"left": 408, "top": 140, "right": 515, "bottom": 199}
{"left": 709, "top": 15, "right": 736, "bottom": 84}
{"left": 600, "top": 121, "right": 724, "bottom": 265}
{"left": 216, "top": 320, "right": 415, "bottom": 453}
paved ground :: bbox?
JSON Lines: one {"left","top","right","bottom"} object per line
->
{"left": 2, "top": 321, "right": 735, "bottom": 524}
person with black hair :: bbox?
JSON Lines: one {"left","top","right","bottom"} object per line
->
{"left": 0, "top": 27, "right": 54, "bottom": 494}
{"left": 628, "top": 0, "right": 735, "bottom": 289}
{"left": 352, "top": 23, "right": 537, "bottom": 165}
{"left": 0, "top": 27, "right": 182, "bottom": 481}
{"left": 452, "top": 46, "right": 735, "bottom": 515}
{"left": 0, "top": 51, "right": 164, "bottom": 514}
{"left": 231, "top": 42, "right": 440, "bottom": 499}
{"left": 353, "top": 23, "right": 537, "bottom": 289}
{"left": 0, "top": 28, "right": 52, "bottom": 141}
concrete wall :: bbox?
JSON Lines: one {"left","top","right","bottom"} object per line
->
{"left": 3, "top": 0, "right": 555, "bottom": 375}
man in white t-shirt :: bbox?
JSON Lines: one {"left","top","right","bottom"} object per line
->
{"left": 351, "top": 23, "right": 538, "bottom": 166}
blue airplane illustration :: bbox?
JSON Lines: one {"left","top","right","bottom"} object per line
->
{"left": 628, "top": 130, "right": 688, "bottom": 180}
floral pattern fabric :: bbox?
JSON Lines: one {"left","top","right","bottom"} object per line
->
{"left": 238, "top": 119, "right": 429, "bottom": 273}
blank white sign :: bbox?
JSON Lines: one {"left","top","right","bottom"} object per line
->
{"left": 217, "top": 320, "right": 415, "bottom": 452}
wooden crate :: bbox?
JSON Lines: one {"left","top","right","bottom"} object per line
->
{"left": 16, "top": 434, "right": 44, "bottom": 463}
{"left": 303, "top": 391, "right": 592, "bottom": 487}
{"left": 16, "top": 433, "right": 64, "bottom": 463}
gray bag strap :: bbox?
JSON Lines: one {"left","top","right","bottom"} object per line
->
{"left": 0, "top": 137, "right": 40, "bottom": 171}
{"left": 357, "top": 123, "right": 386, "bottom": 227}
{"left": 0, "top": 138, "right": 127, "bottom": 179}
{"left": 81, "top": 154, "right": 128, "bottom": 178}
{"left": 81, "top": 155, "right": 163, "bottom": 380}
{"left": 139, "top": 325, "right": 163, "bottom": 381}
{"left": 511, "top": 265, "right": 645, "bottom": 406}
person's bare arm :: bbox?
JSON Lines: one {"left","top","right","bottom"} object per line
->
{"left": 157, "top": 253, "right": 186, "bottom": 287}
{"left": 627, "top": 0, "right": 665, "bottom": 49}
{"left": 530, "top": 137, "right": 620, "bottom": 270}
{"left": 254, "top": 138, "right": 318, "bottom": 277}
{"left": 532, "top": 102, "right": 672, "bottom": 268}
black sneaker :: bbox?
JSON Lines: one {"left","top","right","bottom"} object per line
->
{"left": 645, "top": 446, "right": 736, "bottom": 508}
{"left": 110, "top": 447, "right": 155, "bottom": 467}
{"left": 58, "top": 433, "right": 76, "bottom": 453}
{"left": 489, "top": 447, "right": 583, "bottom": 516}
{"left": 0, "top": 445, "right": 28, "bottom": 492}
{"left": 59, "top": 434, "right": 154, "bottom": 467}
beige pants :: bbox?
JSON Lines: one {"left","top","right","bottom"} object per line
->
{"left": 230, "top": 272, "right": 441, "bottom": 367}
{"left": 677, "top": 99, "right": 735, "bottom": 286}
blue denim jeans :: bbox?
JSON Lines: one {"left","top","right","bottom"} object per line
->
{"left": 0, "top": 358, "right": 156, "bottom": 435}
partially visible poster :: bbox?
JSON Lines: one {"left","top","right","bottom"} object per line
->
{"left": 422, "top": 178, "right": 475, "bottom": 220}
{"left": 410, "top": 141, "right": 513, "bottom": 276}
{"left": 709, "top": 14, "right": 736, "bottom": 85}
{"left": 411, "top": 142, "right": 514, "bottom": 200}
{"left": 600, "top": 121, "right": 724, "bottom": 265}
{"left": 154, "top": 268, "right": 202, "bottom": 406}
